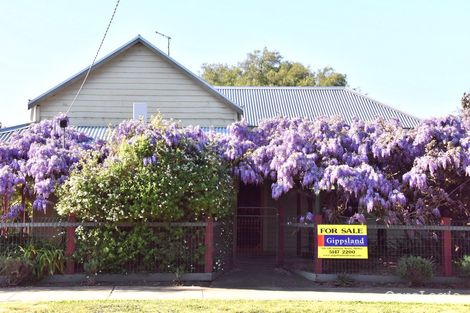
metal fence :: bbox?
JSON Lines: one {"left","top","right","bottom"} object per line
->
{"left": 235, "top": 207, "right": 278, "bottom": 262}
{"left": 285, "top": 222, "right": 470, "bottom": 276}
{"left": 0, "top": 218, "right": 227, "bottom": 275}
{"left": 213, "top": 219, "right": 233, "bottom": 272}
{"left": 4, "top": 216, "right": 469, "bottom": 277}
{"left": 0, "top": 218, "right": 67, "bottom": 256}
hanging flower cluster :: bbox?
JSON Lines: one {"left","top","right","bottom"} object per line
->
{"left": 0, "top": 114, "right": 94, "bottom": 220}
{"left": 219, "top": 113, "right": 470, "bottom": 224}
{"left": 1, "top": 108, "right": 470, "bottom": 225}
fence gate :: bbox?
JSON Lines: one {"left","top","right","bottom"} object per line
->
{"left": 234, "top": 206, "right": 278, "bottom": 264}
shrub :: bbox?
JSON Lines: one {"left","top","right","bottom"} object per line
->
{"left": 458, "top": 255, "right": 470, "bottom": 277}
{"left": 396, "top": 255, "right": 433, "bottom": 286}
{"left": 56, "top": 117, "right": 234, "bottom": 274}
{"left": 57, "top": 117, "right": 235, "bottom": 222}
{"left": 0, "top": 256, "right": 33, "bottom": 286}
{"left": 21, "top": 243, "right": 65, "bottom": 280}
{"left": 75, "top": 225, "right": 205, "bottom": 274}
{"left": 335, "top": 273, "right": 354, "bottom": 287}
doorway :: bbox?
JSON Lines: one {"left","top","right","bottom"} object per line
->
{"left": 235, "top": 183, "right": 278, "bottom": 262}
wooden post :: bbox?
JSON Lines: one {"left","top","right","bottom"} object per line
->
{"left": 204, "top": 216, "right": 214, "bottom": 273}
{"left": 441, "top": 217, "right": 452, "bottom": 277}
{"left": 65, "top": 213, "right": 76, "bottom": 274}
{"left": 277, "top": 206, "right": 285, "bottom": 267}
{"left": 314, "top": 214, "right": 323, "bottom": 274}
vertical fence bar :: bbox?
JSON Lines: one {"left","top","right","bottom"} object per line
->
{"left": 204, "top": 216, "right": 214, "bottom": 273}
{"left": 296, "top": 192, "right": 301, "bottom": 256}
{"left": 65, "top": 213, "right": 76, "bottom": 274}
{"left": 441, "top": 217, "right": 452, "bottom": 276}
{"left": 314, "top": 214, "right": 323, "bottom": 274}
{"left": 277, "top": 207, "right": 285, "bottom": 267}
{"left": 233, "top": 211, "right": 238, "bottom": 265}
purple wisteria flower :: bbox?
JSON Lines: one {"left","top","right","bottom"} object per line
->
{"left": 0, "top": 114, "right": 95, "bottom": 219}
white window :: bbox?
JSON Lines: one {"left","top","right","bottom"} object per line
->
{"left": 133, "top": 102, "right": 148, "bottom": 122}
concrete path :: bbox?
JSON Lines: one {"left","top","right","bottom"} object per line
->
{"left": 1, "top": 264, "right": 469, "bottom": 304}
{"left": 211, "top": 262, "right": 318, "bottom": 289}
{"left": 1, "top": 286, "right": 470, "bottom": 304}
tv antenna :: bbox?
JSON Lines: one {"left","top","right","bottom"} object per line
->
{"left": 155, "top": 30, "right": 171, "bottom": 56}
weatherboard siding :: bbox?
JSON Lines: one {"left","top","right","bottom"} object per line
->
{"left": 37, "top": 43, "right": 237, "bottom": 127}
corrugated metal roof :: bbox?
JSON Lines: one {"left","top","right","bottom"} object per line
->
{"left": 215, "top": 86, "right": 421, "bottom": 128}
{"left": 75, "top": 126, "right": 114, "bottom": 141}
{"left": 2, "top": 87, "right": 420, "bottom": 142}
{"left": 0, "top": 125, "right": 228, "bottom": 143}
{"left": 0, "top": 123, "right": 31, "bottom": 142}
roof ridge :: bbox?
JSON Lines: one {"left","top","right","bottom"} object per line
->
{"left": 214, "top": 86, "right": 346, "bottom": 90}
{"left": 27, "top": 35, "right": 143, "bottom": 108}
{"left": 344, "top": 88, "right": 421, "bottom": 122}
{"left": 216, "top": 86, "right": 421, "bottom": 128}
{"left": 0, "top": 122, "right": 31, "bottom": 133}
{"left": 27, "top": 36, "right": 242, "bottom": 113}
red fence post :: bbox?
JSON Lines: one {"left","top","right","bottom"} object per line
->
{"left": 277, "top": 207, "right": 285, "bottom": 267}
{"left": 441, "top": 217, "right": 452, "bottom": 277}
{"left": 314, "top": 214, "right": 323, "bottom": 274}
{"left": 204, "top": 216, "right": 214, "bottom": 273}
{"left": 65, "top": 213, "right": 76, "bottom": 274}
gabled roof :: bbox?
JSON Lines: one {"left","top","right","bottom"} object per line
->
{"left": 27, "top": 35, "right": 243, "bottom": 114}
{"left": 215, "top": 86, "right": 421, "bottom": 128}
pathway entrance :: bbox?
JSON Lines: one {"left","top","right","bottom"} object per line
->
{"left": 235, "top": 183, "right": 279, "bottom": 265}
{"left": 235, "top": 207, "right": 278, "bottom": 261}
{"left": 211, "top": 260, "right": 317, "bottom": 290}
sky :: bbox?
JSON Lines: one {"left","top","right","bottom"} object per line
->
{"left": 1, "top": 0, "right": 469, "bottom": 127}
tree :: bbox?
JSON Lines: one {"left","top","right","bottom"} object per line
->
{"left": 316, "top": 67, "right": 348, "bottom": 87}
{"left": 201, "top": 47, "right": 347, "bottom": 87}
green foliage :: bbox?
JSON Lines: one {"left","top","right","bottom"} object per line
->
{"left": 0, "top": 235, "right": 64, "bottom": 283}
{"left": 316, "top": 67, "right": 348, "bottom": 87}
{"left": 0, "top": 255, "right": 33, "bottom": 286}
{"left": 57, "top": 121, "right": 234, "bottom": 223}
{"left": 396, "top": 255, "right": 434, "bottom": 286}
{"left": 3, "top": 300, "right": 470, "bottom": 313}
{"left": 201, "top": 47, "right": 347, "bottom": 87}
{"left": 457, "top": 255, "right": 470, "bottom": 277}
{"left": 20, "top": 242, "right": 65, "bottom": 280}
{"left": 335, "top": 273, "right": 354, "bottom": 287}
{"left": 75, "top": 225, "right": 205, "bottom": 274}
{"left": 55, "top": 117, "right": 234, "bottom": 274}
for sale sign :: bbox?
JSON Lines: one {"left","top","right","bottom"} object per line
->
{"left": 317, "top": 225, "right": 368, "bottom": 259}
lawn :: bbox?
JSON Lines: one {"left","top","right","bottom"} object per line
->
{"left": 0, "top": 300, "right": 469, "bottom": 313}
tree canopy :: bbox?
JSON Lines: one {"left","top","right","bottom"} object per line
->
{"left": 201, "top": 47, "right": 347, "bottom": 87}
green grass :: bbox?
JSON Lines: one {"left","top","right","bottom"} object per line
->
{"left": 0, "top": 300, "right": 469, "bottom": 313}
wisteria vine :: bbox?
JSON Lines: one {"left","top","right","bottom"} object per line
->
{"left": 0, "top": 114, "right": 94, "bottom": 220}
{"left": 1, "top": 109, "right": 470, "bottom": 225}
{"left": 220, "top": 114, "right": 470, "bottom": 224}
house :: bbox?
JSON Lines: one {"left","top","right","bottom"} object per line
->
{"left": 1, "top": 36, "right": 422, "bottom": 265}
{"left": 27, "top": 36, "right": 242, "bottom": 128}
{"left": 7, "top": 35, "right": 418, "bottom": 140}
